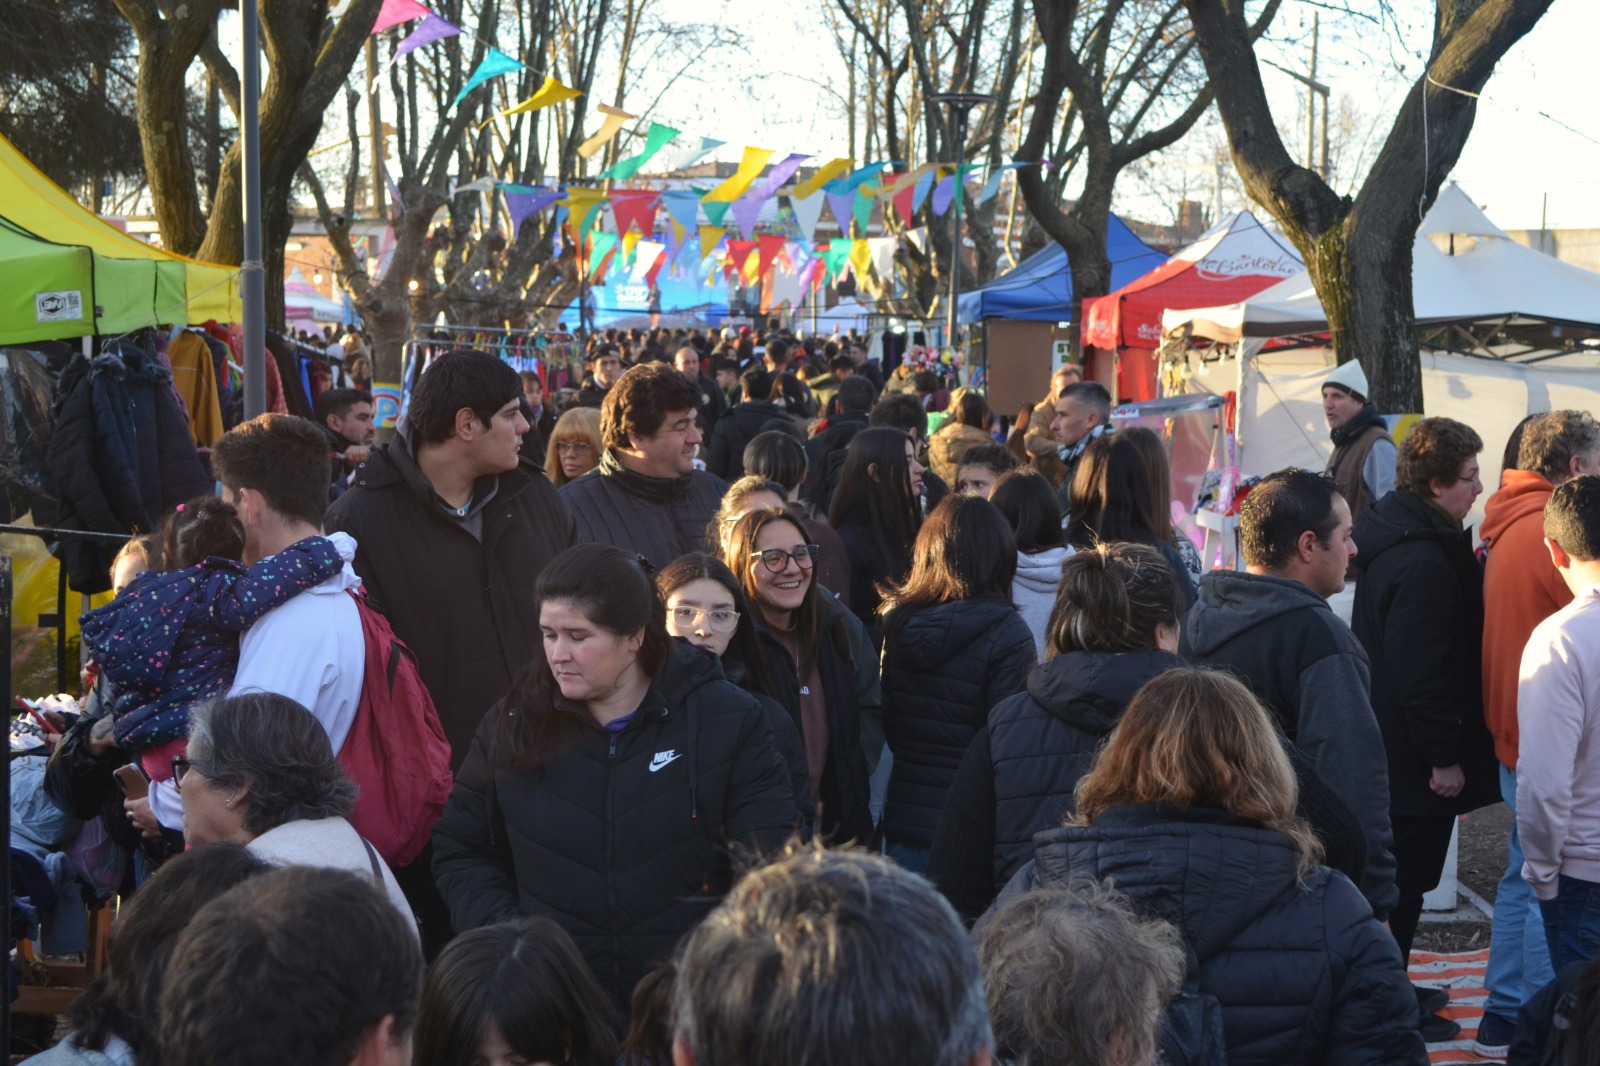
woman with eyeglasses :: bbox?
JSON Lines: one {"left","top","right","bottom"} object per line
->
{"left": 657, "top": 552, "right": 814, "bottom": 830}
{"left": 174, "top": 692, "right": 415, "bottom": 924}
{"left": 877, "top": 495, "right": 1035, "bottom": 873}
{"left": 432, "top": 543, "right": 795, "bottom": 1013}
{"left": 545, "top": 406, "right": 603, "bottom": 488}
{"left": 829, "top": 427, "right": 926, "bottom": 641}
{"left": 723, "top": 508, "right": 883, "bottom": 843}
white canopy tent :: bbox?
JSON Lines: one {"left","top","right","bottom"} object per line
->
{"left": 1162, "top": 185, "right": 1600, "bottom": 531}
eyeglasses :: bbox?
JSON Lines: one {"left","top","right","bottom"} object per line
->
{"left": 171, "top": 756, "right": 199, "bottom": 791}
{"left": 670, "top": 606, "right": 740, "bottom": 632}
{"left": 555, "top": 441, "right": 594, "bottom": 454}
{"left": 750, "top": 545, "right": 819, "bottom": 573}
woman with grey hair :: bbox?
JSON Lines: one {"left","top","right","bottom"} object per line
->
{"left": 175, "top": 692, "right": 413, "bottom": 924}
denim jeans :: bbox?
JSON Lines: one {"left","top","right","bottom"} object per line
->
{"left": 1484, "top": 764, "right": 1556, "bottom": 1016}
{"left": 1539, "top": 873, "right": 1600, "bottom": 972}
{"left": 885, "top": 840, "right": 932, "bottom": 874}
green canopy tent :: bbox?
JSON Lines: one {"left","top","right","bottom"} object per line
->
{"left": 0, "top": 216, "right": 98, "bottom": 345}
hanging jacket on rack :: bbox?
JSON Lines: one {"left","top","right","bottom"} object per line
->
{"left": 165, "top": 330, "right": 225, "bottom": 447}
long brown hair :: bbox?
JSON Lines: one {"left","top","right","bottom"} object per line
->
{"left": 1118, "top": 426, "right": 1182, "bottom": 547}
{"left": 1065, "top": 434, "right": 1168, "bottom": 550}
{"left": 722, "top": 508, "right": 844, "bottom": 675}
{"left": 829, "top": 428, "right": 922, "bottom": 572}
{"left": 1071, "top": 668, "right": 1322, "bottom": 873}
{"left": 879, "top": 494, "right": 1017, "bottom": 628}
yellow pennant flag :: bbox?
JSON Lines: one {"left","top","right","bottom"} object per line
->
{"left": 620, "top": 230, "right": 643, "bottom": 262}
{"left": 561, "top": 188, "right": 610, "bottom": 237}
{"left": 478, "top": 76, "right": 581, "bottom": 130}
{"left": 793, "top": 157, "right": 853, "bottom": 200}
{"left": 698, "top": 225, "right": 726, "bottom": 259}
{"left": 703, "top": 147, "right": 774, "bottom": 203}
{"left": 579, "top": 105, "right": 635, "bottom": 159}
{"left": 848, "top": 238, "right": 873, "bottom": 280}
{"left": 670, "top": 219, "right": 686, "bottom": 247}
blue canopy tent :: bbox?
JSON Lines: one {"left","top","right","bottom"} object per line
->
{"left": 957, "top": 214, "right": 1166, "bottom": 323}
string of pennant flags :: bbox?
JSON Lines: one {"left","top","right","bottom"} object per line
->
{"left": 366, "top": 0, "right": 1046, "bottom": 305}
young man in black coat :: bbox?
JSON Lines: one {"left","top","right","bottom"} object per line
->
{"left": 326, "top": 349, "right": 577, "bottom": 952}
{"left": 707, "top": 367, "right": 788, "bottom": 481}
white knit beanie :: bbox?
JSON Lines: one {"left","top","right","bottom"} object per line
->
{"left": 1323, "top": 359, "right": 1369, "bottom": 402}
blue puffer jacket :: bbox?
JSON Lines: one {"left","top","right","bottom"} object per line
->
{"left": 880, "top": 598, "right": 1034, "bottom": 849}
{"left": 995, "top": 804, "right": 1427, "bottom": 1066}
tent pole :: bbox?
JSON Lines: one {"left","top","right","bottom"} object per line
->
{"left": 240, "top": 0, "right": 266, "bottom": 419}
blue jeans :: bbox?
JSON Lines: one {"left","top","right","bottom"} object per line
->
{"left": 1539, "top": 873, "right": 1600, "bottom": 972}
{"left": 1484, "top": 764, "right": 1556, "bottom": 1016}
{"left": 886, "top": 840, "right": 932, "bottom": 874}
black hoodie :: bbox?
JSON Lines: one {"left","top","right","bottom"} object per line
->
{"left": 432, "top": 639, "right": 797, "bottom": 1011}
{"left": 707, "top": 399, "right": 791, "bottom": 480}
{"left": 993, "top": 805, "right": 1427, "bottom": 1066}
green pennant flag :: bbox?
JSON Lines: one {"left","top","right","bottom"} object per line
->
{"left": 588, "top": 232, "right": 618, "bottom": 276}
{"left": 701, "top": 199, "right": 733, "bottom": 227}
{"left": 600, "top": 123, "right": 682, "bottom": 180}
{"left": 822, "top": 238, "right": 853, "bottom": 282}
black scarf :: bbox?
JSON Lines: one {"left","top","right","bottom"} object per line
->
{"left": 1329, "top": 402, "right": 1385, "bottom": 447}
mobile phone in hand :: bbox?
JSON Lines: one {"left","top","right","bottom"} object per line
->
{"left": 113, "top": 764, "right": 150, "bottom": 801}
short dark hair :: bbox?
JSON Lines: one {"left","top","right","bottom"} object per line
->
{"left": 414, "top": 917, "right": 620, "bottom": 1066}
{"left": 68, "top": 843, "right": 271, "bottom": 1058}
{"left": 1239, "top": 468, "right": 1342, "bottom": 570}
{"left": 710, "top": 355, "right": 739, "bottom": 375}
{"left": 765, "top": 338, "right": 790, "bottom": 366}
{"left": 836, "top": 375, "right": 875, "bottom": 414}
{"left": 1061, "top": 380, "right": 1112, "bottom": 424}
{"left": 744, "top": 430, "right": 808, "bottom": 491}
{"left": 185, "top": 694, "right": 357, "bottom": 837}
{"left": 1518, "top": 411, "right": 1600, "bottom": 483}
{"left": 602, "top": 361, "right": 702, "bottom": 451}
{"left": 739, "top": 366, "right": 771, "bottom": 401}
{"left": 212, "top": 414, "right": 333, "bottom": 529}
{"left": 990, "top": 468, "right": 1064, "bottom": 554}
{"left": 1546, "top": 475, "right": 1600, "bottom": 562}
{"left": 956, "top": 443, "right": 1018, "bottom": 479}
{"left": 913, "top": 369, "right": 940, "bottom": 393}
{"left": 870, "top": 392, "right": 928, "bottom": 437}
{"left": 407, "top": 349, "right": 520, "bottom": 446}
{"left": 828, "top": 353, "right": 854, "bottom": 373}
{"left": 673, "top": 846, "right": 991, "bottom": 1066}
{"left": 159, "top": 866, "right": 424, "bottom": 1066}
{"left": 591, "top": 343, "right": 623, "bottom": 364}
{"left": 1396, "top": 416, "right": 1483, "bottom": 497}
{"left": 313, "top": 387, "right": 373, "bottom": 425}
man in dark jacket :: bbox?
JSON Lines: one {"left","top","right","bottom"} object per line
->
{"left": 314, "top": 387, "right": 375, "bottom": 500}
{"left": 1351, "top": 418, "right": 1500, "bottom": 1030}
{"left": 674, "top": 344, "right": 726, "bottom": 438}
{"left": 1181, "top": 468, "right": 1399, "bottom": 925}
{"left": 559, "top": 361, "right": 728, "bottom": 570}
{"left": 800, "top": 376, "right": 874, "bottom": 515}
{"left": 1051, "top": 380, "right": 1112, "bottom": 515}
{"left": 1323, "top": 358, "right": 1395, "bottom": 532}
{"left": 575, "top": 345, "right": 624, "bottom": 408}
{"left": 707, "top": 368, "right": 788, "bottom": 480}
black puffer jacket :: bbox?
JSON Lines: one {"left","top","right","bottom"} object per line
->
{"left": 880, "top": 599, "right": 1034, "bottom": 848}
{"left": 722, "top": 654, "right": 814, "bottom": 831}
{"left": 997, "top": 805, "right": 1427, "bottom": 1066}
{"left": 708, "top": 400, "right": 789, "bottom": 480}
{"left": 326, "top": 438, "right": 576, "bottom": 768}
{"left": 1351, "top": 490, "right": 1500, "bottom": 816}
{"left": 431, "top": 641, "right": 796, "bottom": 1011}
{"left": 558, "top": 450, "right": 728, "bottom": 571}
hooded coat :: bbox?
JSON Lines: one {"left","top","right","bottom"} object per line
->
{"left": 879, "top": 599, "right": 1035, "bottom": 848}
{"left": 431, "top": 640, "right": 796, "bottom": 1011}
{"left": 1479, "top": 470, "right": 1570, "bottom": 769}
{"left": 1010, "top": 546, "right": 1075, "bottom": 658}
{"left": 325, "top": 438, "right": 577, "bottom": 768}
{"left": 1181, "top": 569, "right": 1398, "bottom": 919}
{"left": 558, "top": 450, "right": 728, "bottom": 572}
{"left": 707, "top": 400, "right": 791, "bottom": 481}
{"left": 994, "top": 806, "right": 1427, "bottom": 1066}
{"left": 1351, "top": 490, "right": 1500, "bottom": 816}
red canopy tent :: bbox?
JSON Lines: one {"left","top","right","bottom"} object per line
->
{"left": 1082, "top": 212, "right": 1302, "bottom": 401}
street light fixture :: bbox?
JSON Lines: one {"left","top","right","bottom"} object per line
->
{"left": 930, "top": 92, "right": 994, "bottom": 363}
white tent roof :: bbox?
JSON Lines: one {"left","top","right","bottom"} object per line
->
{"left": 1162, "top": 185, "right": 1600, "bottom": 343}
{"left": 285, "top": 266, "right": 356, "bottom": 325}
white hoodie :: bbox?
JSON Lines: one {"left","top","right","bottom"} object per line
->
{"left": 1012, "top": 546, "right": 1076, "bottom": 659}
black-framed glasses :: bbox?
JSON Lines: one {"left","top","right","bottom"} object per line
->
{"left": 670, "top": 605, "right": 740, "bottom": 632}
{"left": 171, "top": 756, "right": 197, "bottom": 792}
{"left": 750, "top": 545, "right": 819, "bottom": 573}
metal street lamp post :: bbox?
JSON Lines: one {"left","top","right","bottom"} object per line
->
{"left": 240, "top": 0, "right": 265, "bottom": 418}
{"left": 930, "top": 92, "right": 994, "bottom": 359}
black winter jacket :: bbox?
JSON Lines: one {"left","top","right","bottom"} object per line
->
{"left": 708, "top": 400, "right": 790, "bottom": 481}
{"left": 326, "top": 440, "right": 577, "bottom": 768}
{"left": 1352, "top": 490, "right": 1500, "bottom": 816}
{"left": 755, "top": 600, "right": 884, "bottom": 844}
{"left": 996, "top": 805, "right": 1427, "bottom": 1066}
{"left": 800, "top": 412, "right": 868, "bottom": 514}
{"left": 558, "top": 450, "right": 728, "bottom": 571}
{"left": 721, "top": 654, "right": 815, "bottom": 831}
{"left": 574, "top": 374, "right": 611, "bottom": 409}
{"left": 431, "top": 641, "right": 796, "bottom": 1011}
{"left": 880, "top": 599, "right": 1034, "bottom": 848}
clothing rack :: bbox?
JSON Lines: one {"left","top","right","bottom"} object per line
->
{"left": 399, "top": 326, "right": 585, "bottom": 425}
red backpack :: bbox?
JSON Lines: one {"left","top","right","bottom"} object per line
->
{"left": 338, "top": 588, "right": 453, "bottom": 868}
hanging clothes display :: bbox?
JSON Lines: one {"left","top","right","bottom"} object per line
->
{"left": 166, "top": 329, "right": 225, "bottom": 447}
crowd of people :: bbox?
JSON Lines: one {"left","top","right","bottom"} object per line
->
{"left": 21, "top": 326, "right": 1600, "bottom": 1066}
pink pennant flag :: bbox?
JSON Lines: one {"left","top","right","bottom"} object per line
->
{"left": 371, "top": 0, "right": 430, "bottom": 34}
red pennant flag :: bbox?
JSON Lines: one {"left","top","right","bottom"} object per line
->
{"left": 644, "top": 249, "right": 669, "bottom": 287}
{"left": 756, "top": 234, "right": 787, "bottom": 282}
{"left": 608, "top": 190, "right": 660, "bottom": 237}
{"left": 892, "top": 173, "right": 917, "bottom": 228}
{"left": 726, "top": 239, "right": 757, "bottom": 275}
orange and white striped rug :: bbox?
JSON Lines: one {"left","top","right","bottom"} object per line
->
{"left": 1410, "top": 948, "right": 1493, "bottom": 1064}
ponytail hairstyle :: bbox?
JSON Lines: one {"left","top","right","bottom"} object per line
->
{"left": 828, "top": 427, "right": 922, "bottom": 575}
{"left": 879, "top": 494, "right": 1018, "bottom": 630}
{"left": 160, "top": 495, "right": 245, "bottom": 569}
{"left": 656, "top": 553, "right": 779, "bottom": 701}
{"left": 492, "top": 544, "right": 669, "bottom": 772}
{"left": 1071, "top": 667, "right": 1323, "bottom": 875}
{"left": 1045, "top": 543, "right": 1183, "bottom": 660}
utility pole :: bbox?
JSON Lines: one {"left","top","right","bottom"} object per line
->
{"left": 931, "top": 92, "right": 994, "bottom": 356}
{"left": 1306, "top": 13, "right": 1319, "bottom": 175}
{"left": 241, "top": 0, "right": 265, "bottom": 418}
{"left": 1264, "top": 29, "right": 1331, "bottom": 180}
